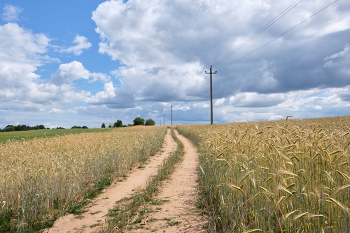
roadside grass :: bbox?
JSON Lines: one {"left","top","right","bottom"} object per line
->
{"left": 0, "top": 128, "right": 114, "bottom": 143}
{"left": 0, "top": 126, "right": 166, "bottom": 232}
{"left": 101, "top": 129, "right": 184, "bottom": 232}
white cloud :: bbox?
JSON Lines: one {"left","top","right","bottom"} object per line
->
{"left": 86, "top": 81, "right": 116, "bottom": 104}
{"left": 90, "top": 0, "right": 350, "bottom": 114}
{"left": 324, "top": 43, "right": 350, "bottom": 61}
{"left": 50, "top": 61, "right": 110, "bottom": 86}
{"left": 229, "top": 92, "right": 286, "bottom": 107}
{"left": 2, "top": 4, "right": 22, "bottom": 22}
{"left": 215, "top": 98, "right": 225, "bottom": 106}
{"left": 60, "top": 35, "right": 92, "bottom": 55}
{"left": 0, "top": 23, "right": 92, "bottom": 112}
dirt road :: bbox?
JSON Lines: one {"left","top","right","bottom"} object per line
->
{"left": 132, "top": 130, "right": 207, "bottom": 232}
{"left": 45, "top": 129, "right": 177, "bottom": 233}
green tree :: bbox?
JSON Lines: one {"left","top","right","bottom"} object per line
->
{"left": 133, "top": 117, "right": 145, "bottom": 126}
{"left": 116, "top": 120, "right": 123, "bottom": 127}
{"left": 101, "top": 123, "right": 106, "bottom": 128}
{"left": 108, "top": 123, "right": 112, "bottom": 128}
{"left": 145, "top": 119, "right": 155, "bottom": 126}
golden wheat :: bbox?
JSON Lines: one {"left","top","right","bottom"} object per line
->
{"left": 0, "top": 126, "right": 166, "bottom": 230}
{"left": 178, "top": 116, "right": 350, "bottom": 232}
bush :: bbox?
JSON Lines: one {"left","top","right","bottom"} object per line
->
{"left": 133, "top": 117, "right": 145, "bottom": 126}
{"left": 82, "top": 126, "right": 88, "bottom": 129}
{"left": 101, "top": 123, "right": 106, "bottom": 128}
{"left": 145, "top": 119, "right": 155, "bottom": 126}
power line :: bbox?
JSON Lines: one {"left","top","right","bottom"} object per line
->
{"left": 217, "top": 0, "right": 339, "bottom": 71}
{"left": 182, "top": 79, "right": 209, "bottom": 102}
{"left": 180, "top": 80, "right": 199, "bottom": 101}
{"left": 181, "top": 0, "right": 304, "bottom": 103}
{"left": 212, "top": 0, "right": 304, "bottom": 67}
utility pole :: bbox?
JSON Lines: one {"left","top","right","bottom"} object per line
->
{"left": 205, "top": 66, "right": 217, "bottom": 125}
{"left": 160, "top": 120, "right": 161, "bottom": 126}
{"left": 171, "top": 105, "right": 172, "bottom": 125}
{"left": 163, "top": 114, "right": 165, "bottom": 126}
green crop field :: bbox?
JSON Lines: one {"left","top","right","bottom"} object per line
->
{"left": 0, "top": 128, "right": 114, "bottom": 143}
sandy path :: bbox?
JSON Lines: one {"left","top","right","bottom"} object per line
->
{"left": 45, "top": 129, "right": 177, "bottom": 233}
{"left": 133, "top": 130, "right": 207, "bottom": 233}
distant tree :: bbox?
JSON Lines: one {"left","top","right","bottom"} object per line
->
{"left": 114, "top": 120, "right": 123, "bottom": 127}
{"left": 145, "top": 119, "right": 155, "bottom": 126}
{"left": 82, "top": 126, "right": 88, "bottom": 129}
{"left": 133, "top": 117, "right": 145, "bottom": 126}
{"left": 2, "top": 125, "right": 15, "bottom": 132}
{"left": 108, "top": 123, "right": 112, "bottom": 128}
{"left": 128, "top": 124, "right": 133, "bottom": 127}
{"left": 101, "top": 123, "right": 106, "bottom": 128}
{"left": 71, "top": 126, "right": 82, "bottom": 129}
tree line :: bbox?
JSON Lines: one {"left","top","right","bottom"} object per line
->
{"left": 101, "top": 117, "right": 155, "bottom": 128}
{"left": 0, "top": 117, "right": 157, "bottom": 132}
{"left": 0, "top": 124, "right": 46, "bottom": 132}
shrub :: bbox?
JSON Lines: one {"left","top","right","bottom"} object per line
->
{"left": 101, "top": 123, "right": 106, "bottom": 128}
{"left": 145, "top": 119, "right": 155, "bottom": 126}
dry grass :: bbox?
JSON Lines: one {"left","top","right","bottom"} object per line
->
{"left": 177, "top": 116, "right": 350, "bottom": 232}
{"left": 0, "top": 126, "right": 166, "bottom": 231}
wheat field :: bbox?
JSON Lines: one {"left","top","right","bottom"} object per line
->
{"left": 177, "top": 116, "right": 350, "bottom": 232}
{"left": 0, "top": 126, "right": 166, "bottom": 231}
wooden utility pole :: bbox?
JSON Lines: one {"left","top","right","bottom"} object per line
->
{"left": 205, "top": 66, "right": 217, "bottom": 125}
{"left": 171, "top": 105, "right": 172, "bottom": 125}
{"left": 163, "top": 114, "right": 165, "bottom": 126}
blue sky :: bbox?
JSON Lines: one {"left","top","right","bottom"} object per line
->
{"left": 0, "top": 0, "right": 350, "bottom": 129}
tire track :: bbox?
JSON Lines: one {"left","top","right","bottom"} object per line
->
{"left": 45, "top": 129, "right": 176, "bottom": 233}
{"left": 133, "top": 130, "right": 207, "bottom": 232}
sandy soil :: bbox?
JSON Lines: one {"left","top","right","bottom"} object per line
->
{"left": 132, "top": 130, "right": 207, "bottom": 233}
{"left": 44, "top": 129, "right": 177, "bottom": 233}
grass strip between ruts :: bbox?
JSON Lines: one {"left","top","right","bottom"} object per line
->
{"left": 101, "top": 129, "right": 184, "bottom": 232}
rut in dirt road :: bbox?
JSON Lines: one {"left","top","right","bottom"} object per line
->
{"left": 133, "top": 130, "right": 207, "bottom": 233}
{"left": 44, "top": 129, "right": 176, "bottom": 233}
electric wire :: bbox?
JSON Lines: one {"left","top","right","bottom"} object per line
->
{"left": 182, "top": 0, "right": 303, "bottom": 103}
{"left": 217, "top": 0, "right": 338, "bottom": 71}
{"left": 182, "top": 79, "right": 209, "bottom": 102}
{"left": 212, "top": 0, "right": 304, "bottom": 67}
{"left": 180, "top": 80, "right": 199, "bottom": 101}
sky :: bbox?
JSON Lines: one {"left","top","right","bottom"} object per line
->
{"left": 0, "top": 0, "right": 349, "bottom": 128}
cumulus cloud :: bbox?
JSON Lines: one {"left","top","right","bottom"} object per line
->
{"left": 91, "top": 0, "right": 350, "bottom": 111}
{"left": 60, "top": 35, "right": 92, "bottom": 55}
{"left": 2, "top": 4, "right": 22, "bottom": 22}
{"left": 229, "top": 92, "right": 286, "bottom": 107}
{"left": 0, "top": 23, "right": 92, "bottom": 113}
{"left": 51, "top": 61, "right": 110, "bottom": 86}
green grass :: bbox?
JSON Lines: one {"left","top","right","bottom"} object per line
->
{"left": 0, "top": 128, "right": 114, "bottom": 143}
